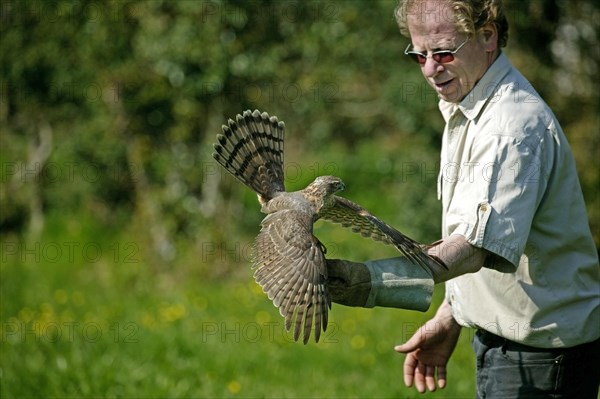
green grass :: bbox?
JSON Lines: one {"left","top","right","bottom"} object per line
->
{"left": 1, "top": 212, "right": 476, "bottom": 398}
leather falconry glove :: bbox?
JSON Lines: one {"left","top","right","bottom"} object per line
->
{"left": 327, "top": 257, "right": 435, "bottom": 311}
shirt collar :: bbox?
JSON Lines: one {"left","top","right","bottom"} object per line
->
{"left": 438, "top": 52, "right": 512, "bottom": 122}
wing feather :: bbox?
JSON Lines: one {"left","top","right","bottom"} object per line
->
{"left": 254, "top": 209, "right": 330, "bottom": 344}
{"left": 321, "top": 196, "right": 446, "bottom": 271}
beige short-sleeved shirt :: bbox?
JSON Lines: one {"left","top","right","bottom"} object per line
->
{"left": 439, "top": 53, "right": 599, "bottom": 348}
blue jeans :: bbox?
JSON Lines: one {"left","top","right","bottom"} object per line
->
{"left": 472, "top": 330, "right": 599, "bottom": 399}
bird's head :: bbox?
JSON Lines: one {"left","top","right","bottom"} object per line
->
{"left": 311, "top": 175, "right": 345, "bottom": 195}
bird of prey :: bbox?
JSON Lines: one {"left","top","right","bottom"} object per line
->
{"left": 212, "top": 109, "right": 441, "bottom": 344}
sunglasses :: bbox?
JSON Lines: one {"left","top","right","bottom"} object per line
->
{"left": 404, "top": 37, "right": 469, "bottom": 65}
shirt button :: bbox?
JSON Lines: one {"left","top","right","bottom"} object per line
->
{"left": 480, "top": 204, "right": 488, "bottom": 212}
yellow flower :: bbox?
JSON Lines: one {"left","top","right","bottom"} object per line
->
{"left": 351, "top": 334, "right": 366, "bottom": 349}
{"left": 159, "top": 303, "right": 187, "bottom": 323}
{"left": 227, "top": 380, "right": 241, "bottom": 394}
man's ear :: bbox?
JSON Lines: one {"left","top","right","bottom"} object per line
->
{"left": 479, "top": 23, "right": 498, "bottom": 52}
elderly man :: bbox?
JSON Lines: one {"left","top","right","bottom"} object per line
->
{"left": 327, "top": 0, "right": 600, "bottom": 397}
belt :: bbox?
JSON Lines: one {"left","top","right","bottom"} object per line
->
{"left": 476, "top": 329, "right": 600, "bottom": 354}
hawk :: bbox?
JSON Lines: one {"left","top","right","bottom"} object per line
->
{"left": 213, "top": 110, "right": 441, "bottom": 344}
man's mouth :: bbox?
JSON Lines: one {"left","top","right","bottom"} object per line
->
{"left": 434, "top": 79, "right": 454, "bottom": 91}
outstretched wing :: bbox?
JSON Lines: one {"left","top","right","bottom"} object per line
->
{"left": 254, "top": 209, "right": 330, "bottom": 344}
{"left": 320, "top": 196, "right": 445, "bottom": 271}
{"left": 213, "top": 109, "right": 285, "bottom": 200}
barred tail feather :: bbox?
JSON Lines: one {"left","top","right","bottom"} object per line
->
{"left": 213, "top": 109, "right": 285, "bottom": 200}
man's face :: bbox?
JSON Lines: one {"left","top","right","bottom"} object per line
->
{"left": 406, "top": 1, "right": 493, "bottom": 103}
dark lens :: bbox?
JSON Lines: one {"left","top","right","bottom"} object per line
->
{"left": 433, "top": 52, "right": 454, "bottom": 63}
{"left": 408, "top": 52, "right": 426, "bottom": 64}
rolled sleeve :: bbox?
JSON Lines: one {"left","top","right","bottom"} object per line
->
{"left": 444, "top": 130, "right": 550, "bottom": 272}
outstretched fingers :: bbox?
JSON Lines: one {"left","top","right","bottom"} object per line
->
{"left": 403, "top": 351, "right": 418, "bottom": 388}
{"left": 436, "top": 365, "right": 447, "bottom": 389}
{"left": 396, "top": 301, "right": 458, "bottom": 392}
{"left": 424, "top": 364, "right": 447, "bottom": 392}
{"left": 401, "top": 350, "right": 447, "bottom": 392}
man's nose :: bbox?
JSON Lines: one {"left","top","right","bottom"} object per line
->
{"left": 422, "top": 57, "right": 444, "bottom": 78}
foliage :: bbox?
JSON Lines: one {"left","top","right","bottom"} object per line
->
{"left": 1, "top": 0, "right": 598, "bottom": 397}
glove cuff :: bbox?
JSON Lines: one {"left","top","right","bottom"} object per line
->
{"left": 364, "top": 257, "right": 434, "bottom": 311}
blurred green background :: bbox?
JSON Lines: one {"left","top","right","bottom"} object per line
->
{"left": 1, "top": 0, "right": 598, "bottom": 398}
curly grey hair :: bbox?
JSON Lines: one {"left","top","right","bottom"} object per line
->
{"left": 394, "top": 0, "right": 509, "bottom": 47}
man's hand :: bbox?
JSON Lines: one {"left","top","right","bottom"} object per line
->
{"left": 394, "top": 300, "right": 461, "bottom": 392}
